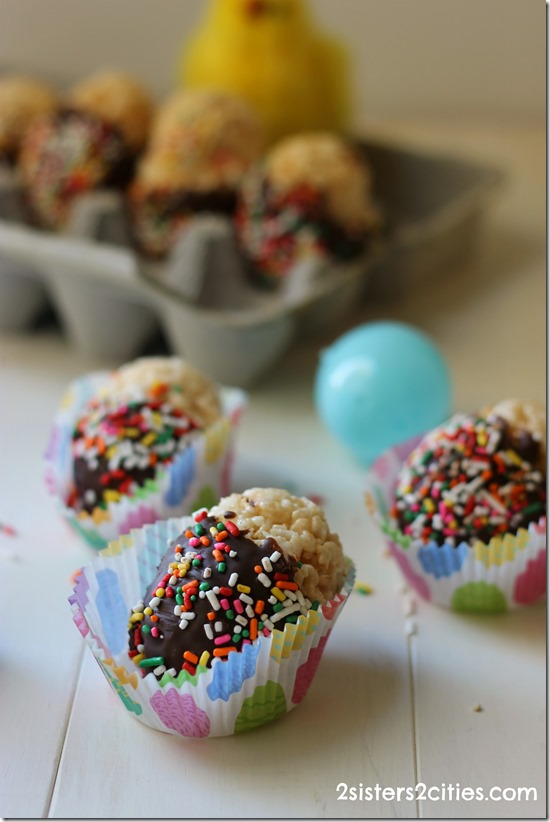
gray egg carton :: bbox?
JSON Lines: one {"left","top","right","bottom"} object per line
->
{"left": 0, "top": 139, "right": 502, "bottom": 386}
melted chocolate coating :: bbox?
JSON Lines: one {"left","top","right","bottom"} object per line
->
{"left": 70, "top": 398, "right": 198, "bottom": 514}
{"left": 152, "top": 187, "right": 237, "bottom": 216}
{"left": 72, "top": 453, "right": 157, "bottom": 513}
{"left": 128, "top": 515, "right": 310, "bottom": 677}
{"left": 128, "top": 185, "right": 238, "bottom": 259}
{"left": 394, "top": 416, "right": 546, "bottom": 546}
{"left": 54, "top": 108, "right": 137, "bottom": 188}
{"left": 236, "top": 177, "right": 369, "bottom": 285}
{"left": 22, "top": 108, "right": 137, "bottom": 229}
{"left": 497, "top": 416, "right": 542, "bottom": 466}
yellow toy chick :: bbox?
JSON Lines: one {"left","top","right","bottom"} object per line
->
{"left": 180, "top": 0, "right": 351, "bottom": 145}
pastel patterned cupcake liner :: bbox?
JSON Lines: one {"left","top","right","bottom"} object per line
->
{"left": 365, "top": 435, "right": 546, "bottom": 612}
{"left": 45, "top": 371, "right": 246, "bottom": 550}
{"left": 69, "top": 516, "right": 355, "bottom": 737}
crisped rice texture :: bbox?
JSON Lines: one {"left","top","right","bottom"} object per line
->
{"left": 144, "top": 89, "right": 264, "bottom": 191}
{"left": 265, "top": 132, "right": 380, "bottom": 233}
{"left": 69, "top": 69, "right": 153, "bottom": 150}
{"left": 0, "top": 75, "right": 58, "bottom": 154}
{"left": 482, "top": 399, "right": 546, "bottom": 466}
{"left": 99, "top": 356, "right": 222, "bottom": 428}
{"left": 209, "top": 487, "right": 346, "bottom": 603}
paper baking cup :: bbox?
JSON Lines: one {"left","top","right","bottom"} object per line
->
{"left": 69, "top": 516, "right": 355, "bottom": 737}
{"left": 365, "top": 435, "right": 546, "bottom": 612}
{"left": 45, "top": 371, "right": 246, "bottom": 550}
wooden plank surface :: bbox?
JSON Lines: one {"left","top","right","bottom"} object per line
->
{"left": 0, "top": 335, "right": 93, "bottom": 818}
{"left": 0, "top": 550, "right": 85, "bottom": 819}
{"left": 412, "top": 599, "right": 546, "bottom": 818}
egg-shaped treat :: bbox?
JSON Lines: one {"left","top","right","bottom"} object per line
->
{"left": 128, "top": 89, "right": 264, "bottom": 258}
{"left": 368, "top": 400, "right": 546, "bottom": 613}
{"left": 128, "top": 487, "right": 348, "bottom": 678}
{"left": 45, "top": 356, "right": 245, "bottom": 550}
{"left": 69, "top": 486, "right": 355, "bottom": 738}
{"left": 235, "top": 131, "right": 380, "bottom": 285}
{"left": 0, "top": 74, "right": 58, "bottom": 162}
{"left": 69, "top": 358, "right": 222, "bottom": 515}
{"left": 19, "top": 69, "right": 153, "bottom": 229}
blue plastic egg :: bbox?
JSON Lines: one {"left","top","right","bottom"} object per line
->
{"left": 314, "top": 321, "right": 452, "bottom": 466}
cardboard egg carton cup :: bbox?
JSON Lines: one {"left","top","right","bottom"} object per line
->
{"left": 0, "top": 140, "right": 502, "bottom": 387}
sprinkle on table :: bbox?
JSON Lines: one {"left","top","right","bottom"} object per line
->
{"left": 353, "top": 582, "right": 374, "bottom": 596}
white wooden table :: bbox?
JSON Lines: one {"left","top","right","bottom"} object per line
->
{"left": 0, "top": 119, "right": 545, "bottom": 819}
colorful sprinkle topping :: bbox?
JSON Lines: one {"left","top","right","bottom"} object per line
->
{"left": 128, "top": 512, "right": 312, "bottom": 678}
{"left": 393, "top": 413, "right": 546, "bottom": 546}
{"left": 21, "top": 109, "right": 133, "bottom": 230}
{"left": 69, "top": 395, "right": 200, "bottom": 513}
{"left": 236, "top": 175, "right": 369, "bottom": 285}
{"left": 129, "top": 185, "right": 237, "bottom": 259}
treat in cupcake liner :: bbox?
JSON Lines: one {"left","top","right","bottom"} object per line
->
{"left": 69, "top": 516, "right": 355, "bottom": 737}
{"left": 365, "top": 434, "right": 546, "bottom": 612}
{"left": 45, "top": 371, "right": 246, "bottom": 550}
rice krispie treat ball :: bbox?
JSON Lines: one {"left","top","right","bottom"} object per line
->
{"left": 148, "top": 88, "right": 264, "bottom": 181}
{"left": 70, "top": 479, "right": 354, "bottom": 737}
{"left": 128, "top": 89, "right": 264, "bottom": 258}
{"left": 392, "top": 403, "right": 546, "bottom": 548}
{"left": 128, "top": 487, "right": 347, "bottom": 678}
{"left": 97, "top": 356, "right": 222, "bottom": 427}
{"left": 209, "top": 487, "right": 346, "bottom": 603}
{"left": 69, "top": 69, "right": 153, "bottom": 153}
{"left": 0, "top": 74, "right": 58, "bottom": 161}
{"left": 369, "top": 399, "right": 546, "bottom": 613}
{"left": 235, "top": 131, "right": 380, "bottom": 285}
{"left": 19, "top": 69, "right": 153, "bottom": 229}
{"left": 68, "top": 357, "right": 223, "bottom": 515}
{"left": 47, "top": 356, "right": 246, "bottom": 552}
{"left": 481, "top": 399, "right": 546, "bottom": 471}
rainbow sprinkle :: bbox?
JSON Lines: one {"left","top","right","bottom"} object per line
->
{"left": 128, "top": 509, "right": 314, "bottom": 678}
{"left": 393, "top": 413, "right": 546, "bottom": 547}
{"left": 236, "top": 176, "right": 369, "bottom": 286}
{"left": 69, "top": 388, "right": 200, "bottom": 513}
{"left": 353, "top": 582, "right": 374, "bottom": 596}
{"left": 21, "top": 109, "right": 133, "bottom": 230}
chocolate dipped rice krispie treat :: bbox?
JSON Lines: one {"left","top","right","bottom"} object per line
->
{"left": 19, "top": 69, "right": 153, "bottom": 229}
{"left": 236, "top": 131, "right": 380, "bottom": 285}
{"left": 129, "top": 487, "right": 347, "bottom": 677}
{"left": 128, "top": 89, "right": 264, "bottom": 258}
{"left": 369, "top": 399, "right": 546, "bottom": 612}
